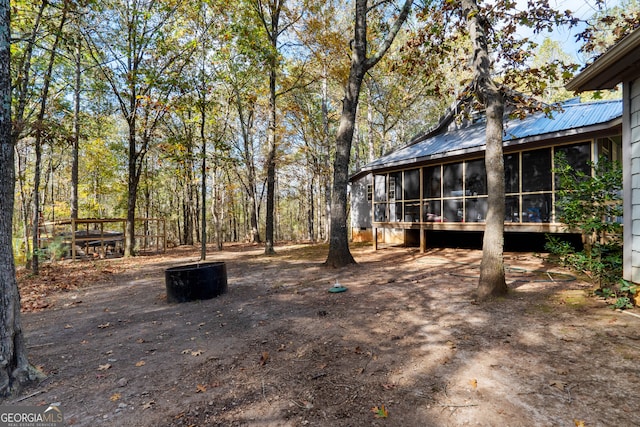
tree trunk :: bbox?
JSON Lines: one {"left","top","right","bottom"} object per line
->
{"left": 463, "top": 0, "right": 507, "bottom": 300}
{"left": 31, "top": 2, "right": 69, "bottom": 273}
{"left": 71, "top": 35, "right": 81, "bottom": 221}
{"left": 325, "top": 0, "right": 413, "bottom": 267}
{"left": 0, "top": 0, "right": 41, "bottom": 395}
{"left": 264, "top": 54, "right": 277, "bottom": 255}
{"left": 325, "top": 72, "right": 360, "bottom": 266}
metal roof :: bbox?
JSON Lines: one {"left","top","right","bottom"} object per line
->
{"left": 354, "top": 99, "right": 622, "bottom": 177}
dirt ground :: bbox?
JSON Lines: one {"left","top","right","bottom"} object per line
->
{"left": 3, "top": 243, "right": 640, "bottom": 426}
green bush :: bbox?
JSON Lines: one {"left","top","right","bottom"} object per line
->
{"left": 548, "top": 153, "right": 632, "bottom": 308}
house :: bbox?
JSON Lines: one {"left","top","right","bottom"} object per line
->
{"left": 566, "top": 28, "right": 640, "bottom": 284}
{"left": 349, "top": 98, "right": 623, "bottom": 251}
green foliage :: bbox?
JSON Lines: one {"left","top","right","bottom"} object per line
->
{"left": 554, "top": 153, "right": 622, "bottom": 245}
{"left": 45, "top": 236, "right": 68, "bottom": 262}
{"left": 594, "top": 280, "right": 637, "bottom": 310}
{"left": 547, "top": 153, "right": 631, "bottom": 308}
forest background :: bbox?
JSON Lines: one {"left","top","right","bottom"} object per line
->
{"left": 9, "top": 0, "right": 635, "bottom": 266}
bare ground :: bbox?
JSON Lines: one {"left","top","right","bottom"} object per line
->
{"left": 3, "top": 243, "right": 640, "bottom": 426}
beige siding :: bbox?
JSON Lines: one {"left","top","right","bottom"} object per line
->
{"left": 626, "top": 79, "right": 640, "bottom": 282}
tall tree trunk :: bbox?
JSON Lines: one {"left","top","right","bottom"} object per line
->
{"left": 321, "top": 73, "right": 331, "bottom": 243}
{"left": 124, "top": 108, "right": 143, "bottom": 256}
{"left": 0, "top": 0, "right": 41, "bottom": 395}
{"left": 264, "top": 51, "right": 278, "bottom": 255}
{"left": 463, "top": 0, "right": 507, "bottom": 300}
{"left": 31, "top": 2, "right": 68, "bottom": 273}
{"left": 325, "top": 0, "right": 413, "bottom": 267}
{"left": 71, "top": 35, "right": 81, "bottom": 221}
{"left": 200, "top": 89, "right": 207, "bottom": 259}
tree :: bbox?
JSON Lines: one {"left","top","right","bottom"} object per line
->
{"left": 30, "top": 0, "right": 70, "bottom": 274}
{"left": 0, "top": 0, "right": 41, "bottom": 396}
{"left": 84, "top": 0, "right": 192, "bottom": 256}
{"left": 325, "top": 0, "right": 413, "bottom": 267}
{"left": 460, "top": 0, "right": 508, "bottom": 300}
{"left": 407, "top": 0, "right": 578, "bottom": 299}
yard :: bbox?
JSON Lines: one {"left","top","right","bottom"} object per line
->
{"left": 4, "top": 243, "right": 639, "bottom": 426}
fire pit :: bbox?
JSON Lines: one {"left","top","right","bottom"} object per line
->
{"left": 165, "top": 261, "right": 228, "bottom": 303}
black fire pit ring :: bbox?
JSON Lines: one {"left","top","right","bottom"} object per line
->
{"left": 165, "top": 261, "right": 228, "bottom": 303}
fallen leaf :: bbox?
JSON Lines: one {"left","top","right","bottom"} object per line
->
{"left": 371, "top": 404, "right": 388, "bottom": 418}
{"left": 110, "top": 393, "right": 121, "bottom": 402}
{"left": 97, "top": 364, "right": 111, "bottom": 371}
{"left": 196, "top": 384, "right": 207, "bottom": 393}
{"left": 469, "top": 378, "right": 478, "bottom": 389}
{"left": 260, "top": 351, "right": 270, "bottom": 366}
{"left": 135, "top": 360, "right": 146, "bottom": 367}
{"left": 550, "top": 380, "right": 567, "bottom": 391}
{"left": 574, "top": 420, "right": 586, "bottom": 427}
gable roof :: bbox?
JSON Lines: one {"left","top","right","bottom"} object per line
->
{"left": 351, "top": 99, "right": 622, "bottom": 180}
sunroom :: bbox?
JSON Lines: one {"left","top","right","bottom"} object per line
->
{"left": 349, "top": 99, "right": 623, "bottom": 251}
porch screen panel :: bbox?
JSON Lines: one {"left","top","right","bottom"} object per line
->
{"left": 555, "top": 142, "right": 591, "bottom": 183}
{"left": 465, "top": 159, "right": 487, "bottom": 195}
{"left": 389, "top": 172, "right": 402, "bottom": 222}
{"left": 504, "top": 154, "right": 519, "bottom": 194}
{"left": 374, "top": 174, "right": 387, "bottom": 222}
{"left": 423, "top": 166, "right": 441, "bottom": 198}
{"left": 505, "top": 196, "right": 520, "bottom": 222}
{"left": 423, "top": 200, "right": 442, "bottom": 222}
{"left": 404, "top": 169, "right": 420, "bottom": 200}
{"left": 443, "top": 199, "right": 464, "bottom": 222}
{"left": 522, "top": 148, "right": 552, "bottom": 192}
{"left": 443, "top": 163, "right": 463, "bottom": 197}
{"left": 522, "top": 194, "right": 552, "bottom": 223}
{"left": 374, "top": 175, "right": 387, "bottom": 201}
{"left": 465, "top": 197, "right": 487, "bottom": 222}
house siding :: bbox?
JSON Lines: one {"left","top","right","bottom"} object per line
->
{"left": 350, "top": 175, "right": 372, "bottom": 242}
{"left": 626, "top": 79, "right": 640, "bottom": 283}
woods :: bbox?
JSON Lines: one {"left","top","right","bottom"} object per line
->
{"left": 6, "top": 0, "right": 450, "bottom": 266}
{"left": 2, "top": 0, "right": 639, "bottom": 396}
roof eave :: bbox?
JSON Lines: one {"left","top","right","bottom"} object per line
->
{"left": 567, "top": 29, "right": 640, "bottom": 92}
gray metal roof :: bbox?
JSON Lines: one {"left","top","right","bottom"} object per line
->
{"left": 355, "top": 99, "right": 622, "bottom": 177}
